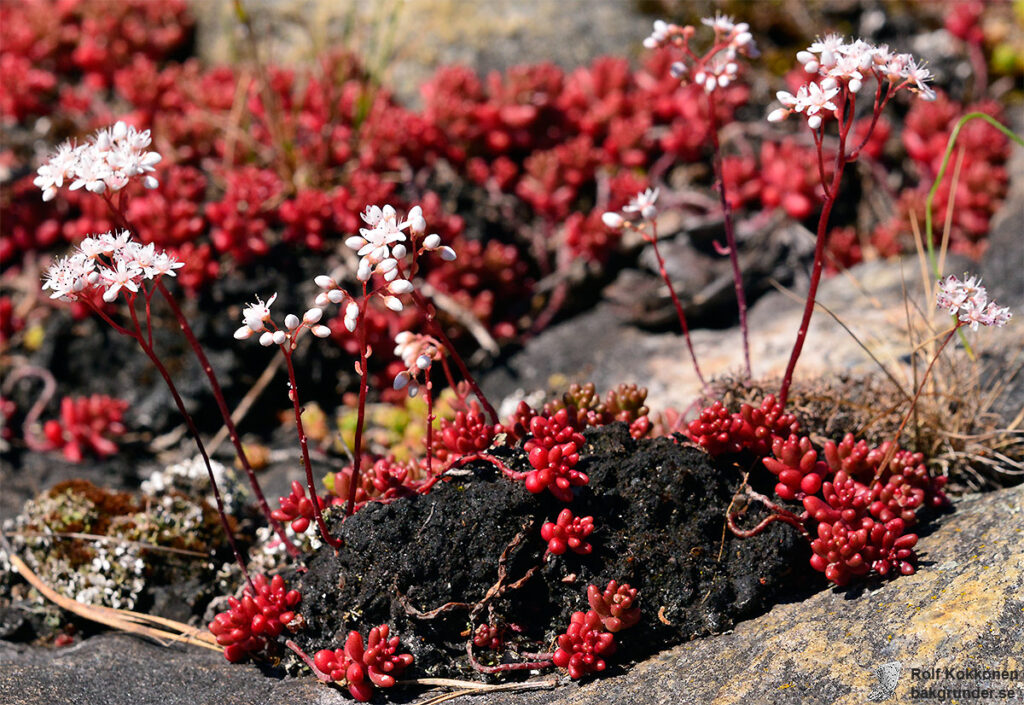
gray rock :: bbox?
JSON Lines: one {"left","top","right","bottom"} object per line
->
{"left": 2, "top": 485, "right": 1020, "bottom": 705}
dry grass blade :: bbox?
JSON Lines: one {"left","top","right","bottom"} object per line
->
{"left": 6, "top": 549, "right": 220, "bottom": 651}
{"left": 403, "top": 677, "right": 558, "bottom": 704}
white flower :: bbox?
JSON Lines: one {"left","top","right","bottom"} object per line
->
{"left": 901, "top": 58, "right": 936, "bottom": 101}
{"left": 242, "top": 293, "right": 277, "bottom": 333}
{"left": 643, "top": 19, "right": 671, "bottom": 49}
{"left": 101, "top": 260, "right": 142, "bottom": 302}
{"left": 148, "top": 252, "right": 183, "bottom": 278}
{"left": 623, "top": 188, "right": 660, "bottom": 220}
{"left": 806, "top": 34, "right": 845, "bottom": 70}
{"left": 701, "top": 13, "right": 735, "bottom": 34}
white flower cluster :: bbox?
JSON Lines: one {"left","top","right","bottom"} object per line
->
{"left": 935, "top": 274, "right": 1011, "bottom": 331}
{"left": 34, "top": 121, "right": 162, "bottom": 202}
{"left": 643, "top": 15, "right": 758, "bottom": 92}
{"left": 602, "top": 187, "right": 660, "bottom": 229}
{"left": 345, "top": 204, "right": 455, "bottom": 288}
{"left": 768, "top": 35, "right": 935, "bottom": 126}
{"left": 233, "top": 292, "right": 330, "bottom": 347}
{"left": 307, "top": 202, "right": 459, "bottom": 335}
{"left": 392, "top": 331, "right": 441, "bottom": 397}
{"left": 42, "top": 230, "right": 183, "bottom": 303}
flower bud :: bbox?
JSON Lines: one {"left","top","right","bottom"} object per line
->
{"left": 393, "top": 371, "right": 410, "bottom": 390}
{"left": 303, "top": 308, "right": 324, "bottom": 324}
{"left": 357, "top": 258, "right": 372, "bottom": 281}
{"left": 408, "top": 206, "right": 426, "bottom": 234}
{"left": 439, "top": 246, "right": 457, "bottom": 261}
{"left": 422, "top": 234, "right": 441, "bottom": 250}
{"left": 416, "top": 354, "right": 431, "bottom": 370}
{"left": 392, "top": 243, "right": 407, "bottom": 259}
{"left": 314, "top": 275, "right": 334, "bottom": 288}
{"left": 311, "top": 325, "right": 331, "bottom": 338}
{"left": 383, "top": 296, "right": 404, "bottom": 312}
{"left": 327, "top": 289, "right": 345, "bottom": 304}
{"left": 808, "top": 114, "right": 822, "bottom": 130}
{"left": 602, "top": 212, "right": 624, "bottom": 229}
{"left": 389, "top": 279, "right": 414, "bottom": 294}
{"left": 315, "top": 292, "right": 329, "bottom": 306}
{"left": 259, "top": 332, "right": 274, "bottom": 346}
{"left": 272, "top": 330, "right": 287, "bottom": 345}
{"left": 285, "top": 314, "right": 301, "bottom": 330}
{"left": 767, "top": 108, "right": 788, "bottom": 123}
{"left": 233, "top": 326, "right": 253, "bottom": 340}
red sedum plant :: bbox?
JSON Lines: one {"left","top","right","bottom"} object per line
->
{"left": 313, "top": 626, "right": 413, "bottom": 702}
{"left": 208, "top": 574, "right": 303, "bottom": 663}
{"left": 553, "top": 609, "right": 617, "bottom": 680}
{"left": 522, "top": 409, "right": 589, "bottom": 501}
{"left": 541, "top": 508, "right": 595, "bottom": 556}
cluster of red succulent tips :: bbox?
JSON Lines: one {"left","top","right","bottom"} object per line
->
{"left": 271, "top": 480, "right": 327, "bottom": 534}
{"left": 686, "top": 394, "right": 799, "bottom": 457}
{"left": 40, "top": 394, "right": 128, "bottom": 462}
{"left": 436, "top": 400, "right": 496, "bottom": 465}
{"left": 691, "top": 390, "right": 953, "bottom": 587}
{"left": 553, "top": 580, "right": 640, "bottom": 680}
{"left": 310, "top": 626, "right": 413, "bottom": 702}
{"left": 541, "top": 508, "right": 595, "bottom": 556}
{"left": 472, "top": 623, "right": 504, "bottom": 651}
{"left": 522, "top": 408, "right": 589, "bottom": 501}
{"left": 544, "top": 382, "right": 653, "bottom": 439}
{"left": 208, "top": 574, "right": 303, "bottom": 663}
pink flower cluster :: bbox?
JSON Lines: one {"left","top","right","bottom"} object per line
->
{"left": 935, "top": 274, "right": 1011, "bottom": 330}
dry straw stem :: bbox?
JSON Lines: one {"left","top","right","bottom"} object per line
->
{"left": 4, "top": 542, "right": 220, "bottom": 652}
{"left": 407, "top": 678, "right": 558, "bottom": 705}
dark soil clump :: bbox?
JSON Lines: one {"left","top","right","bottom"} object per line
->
{"left": 293, "top": 422, "right": 816, "bottom": 677}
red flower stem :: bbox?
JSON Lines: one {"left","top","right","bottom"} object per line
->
{"left": 284, "top": 640, "right": 335, "bottom": 683}
{"left": 155, "top": 281, "right": 299, "bottom": 557}
{"left": 707, "top": 90, "right": 751, "bottom": 378}
{"left": 425, "top": 368, "right": 434, "bottom": 477}
{"left": 779, "top": 90, "right": 854, "bottom": 406}
{"left": 345, "top": 285, "right": 371, "bottom": 517}
{"left": 100, "top": 195, "right": 298, "bottom": 555}
{"left": 410, "top": 288, "right": 498, "bottom": 425}
{"left": 114, "top": 299, "right": 252, "bottom": 587}
{"left": 466, "top": 640, "right": 553, "bottom": 674}
{"left": 647, "top": 222, "right": 708, "bottom": 390}
{"left": 282, "top": 348, "right": 341, "bottom": 549}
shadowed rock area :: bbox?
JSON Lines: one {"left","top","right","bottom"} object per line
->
{"left": 2, "top": 484, "right": 1019, "bottom": 705}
